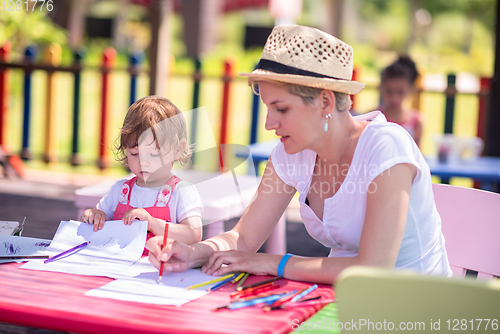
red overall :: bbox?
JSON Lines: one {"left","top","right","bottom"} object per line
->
{"left": 113, "top": 175, "right": 180, "bottom": 256}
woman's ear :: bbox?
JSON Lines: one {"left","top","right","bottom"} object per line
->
{"left": 319, "top": 90, "right": 336, "bottom": 114}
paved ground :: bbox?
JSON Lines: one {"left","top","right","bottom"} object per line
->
{"left": 0, "top": 168, "right": 329, "bottom": 333}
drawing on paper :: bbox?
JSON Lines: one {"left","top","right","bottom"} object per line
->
{"left": 35, "top": 241, "right": 51, "bottom": 247}
{"left": 3, "top": 242, "right": 21, "bottom": 254}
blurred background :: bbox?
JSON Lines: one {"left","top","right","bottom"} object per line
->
{"left": 0, "top": 3, "right": 498, "bottom": 330}
{"left": 0, "top": 0, "right": 498, "bottom": 183}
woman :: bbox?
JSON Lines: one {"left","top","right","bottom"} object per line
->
{"left": 147, "top": 25, "right": 452, "bottom": 285}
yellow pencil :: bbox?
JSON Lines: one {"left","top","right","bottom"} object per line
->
{"left": 232, "top": 272, "right": 245, "bottom": 284}
{"left": 186, "top": 274, "right": 235, "bottom": 290}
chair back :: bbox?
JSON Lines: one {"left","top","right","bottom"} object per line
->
{"left": 432, "top": 183, "right": 500, "bottom": 279}
{"left": 336, "top": 266, "right": 500, "bottom": 334}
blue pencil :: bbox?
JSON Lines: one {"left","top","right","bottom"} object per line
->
{"left": 228, "top": 292, "right": 290, "bottom": 310}
{"left": 290, "top": 284, "right": 318, "bottom": 302}
{"left": 44, "top": 241, "right": 90, "bottom": 264}
{"left": 207, "top": 274, "right": 236, "bottom": 292}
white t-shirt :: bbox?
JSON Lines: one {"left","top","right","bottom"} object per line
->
{"left": 96, "top": 177, "right": 204, "bottom": 224}
{"left": 271, "top": 111, "right": 452, "bottom": 276}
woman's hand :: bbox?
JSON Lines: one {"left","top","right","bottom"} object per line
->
{"left": 201, "top": 250, "right": 280, "bottom": 277}
{"left": 81, "top": 208, "right": 107, "bottom": 232}
{"left": 146, "top": 235, "right": 196, "bottom": 272}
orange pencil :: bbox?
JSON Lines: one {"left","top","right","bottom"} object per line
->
{"left": 232, "top": 282, "right": 280, "bottom": 299}
{"left": 263, "top": 287, "right": 307, "bottom": 311}
{"left": 237, "top": 276, "right": 281, "bottom": 291}
{"left": 157, "top": 223, "right": 169, "bottom": 283}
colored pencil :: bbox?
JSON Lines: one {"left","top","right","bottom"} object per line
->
{"left": 214, "top": 291, "right": 297, "bottom": 311}
{"left": 0, "top": 255, "right": 49, "bottom": 260}
{"left": 232, "top": 290, "right": 289, "bottom": 303}
{"left": 297, "top": 295, "right": 322, "bottom": 303}
{"left": 232, "top": 282, "right": 280, "bottom": 299}
{"left": 186, "top": 273, "right": 235, "bottom": 290}
{"left": 228, "top": 292, "right": 289, "bottom": 310}
{"left": 235, "top": 281, "right": 273, "bottom": 294}
{"left": 158, "top": 223, "right": 169, "bottom": 283}
{"left": 207, "top": 274, "right": 236, "bottom": 292}
{"left": 290, "top": 284, "right": 318, "bottom": 302}
{"left": 237, "top": 276, "right": 281, "bottom": 291}
{"left": 263, "top": 287, "right": 307, "bottom": 311}
{"left": 281, "top": 298, "right": 336, "bottom": 309}
{"left": 232, "top": 272, "right": 245, "bottom": 283}
{"left": 44, "top": 241, "right": 90, "bottom": 264}
{"left": 236, "top": 272, "right": 249, "bottom": 288}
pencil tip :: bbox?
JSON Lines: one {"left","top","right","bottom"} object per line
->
{"left": 157, "top": 277, "right": 162, "bottom": 284}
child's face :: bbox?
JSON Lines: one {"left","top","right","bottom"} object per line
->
{"left": 127, "top": 131, "right": 175, "bottom": 188}
{"left": 380, "top": 77, "right": 412, "bottom": 111}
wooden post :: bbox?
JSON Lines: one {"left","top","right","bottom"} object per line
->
{"left": 249, "top": 63, "right": 260, "bottom": 146}
{"left": 189, "top": 58, "right": 202, "bottom": 165}
{"left": 0, "top": 41, "right": 11, "bottom": 149}
{"left": 219, "top": 59, "right": 235, "bottom": 171}
{"left": 43, "top": 43, "right": 62, "bottom": 163}
{"left": 71, "top": 48, "right": 85, "bottom": 166}
{"left": 98, "top": 47, "right": 117, "bottom": 169}
{"left": 444, "top": 74, "right": 457, "bottom": 134}
{"left": 412, "top": 72, "right": 423, "bottom": 111}
{"left": 149, "top": 0, "right": 173, "bottom": 96}
{"left": 21, "top": 45, "right": 37, "bottom": 160}
{"left": 350, "top": 67, "right": 357, "bottom": 111}
{"left": 129, "top": 51, "right": 143, "bottom": 106}
{"left": 477, "top": 77, "right": 491, "bottom": 141}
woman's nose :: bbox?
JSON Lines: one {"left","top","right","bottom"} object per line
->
{"left": 265, "top": 113, "right": 278, "bottom": 131}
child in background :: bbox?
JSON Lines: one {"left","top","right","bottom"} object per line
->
{"left": 379, "top": 55, "right": 423, "bottom": 147}
{"left": 80, "top": 96, "right": 203, "bottom": 252}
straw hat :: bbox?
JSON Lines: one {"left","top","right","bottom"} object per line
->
{"left": 240, "top": 25, "right": 365, "bottom": 95}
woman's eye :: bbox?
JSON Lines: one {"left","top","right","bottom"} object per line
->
{"left": 150, "top": 153, "right": 160, "bottom": 157}
{"left": 277, "top": 108, "right": 288, "bottom": 113}
{"left": 130, "top": 153, "right": 139, "bottom": 157}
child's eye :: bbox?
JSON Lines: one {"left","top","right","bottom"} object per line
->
{"left": 150, "top": 153, "right": 160, "bottom": 157}
{"left": 277, "top": 108, "right": 288, "bottom": 113}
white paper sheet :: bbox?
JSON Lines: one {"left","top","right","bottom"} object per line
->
{"left": 85, "top": 258, "right": 218, "bottom": 306}
{"left": 0, "top": 221, "right": 20, "bottom": 236}
{"left": 0, "top": 236, "right": 51, "bottom": 263}
{"left": 21, "top": 220, "right": 147, "bottom": 277}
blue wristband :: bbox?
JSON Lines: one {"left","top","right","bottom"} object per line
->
{"left": 277, "top": 253, "right": 293, "bottom": 278}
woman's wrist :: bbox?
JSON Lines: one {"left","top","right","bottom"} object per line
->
{"left": 277, "top": 253, "right": 294, "bottom": 277}
{"left": 191, "top": 242, "right": 215, "bottom": 268}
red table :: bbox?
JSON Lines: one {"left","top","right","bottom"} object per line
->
{"left": 0, "top": 263, "right": 334, "bottom": 334}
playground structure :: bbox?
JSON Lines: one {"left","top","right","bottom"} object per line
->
{"left": 0, "top": 41, "right": 493, "bottom": 175}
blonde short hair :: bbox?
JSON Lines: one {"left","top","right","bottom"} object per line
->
{"left": 251, "top": 81, "right": 352, "bottom": 112}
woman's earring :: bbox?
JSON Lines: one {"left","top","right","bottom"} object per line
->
{"left": 324, "top": 114, "right": 332, "bottom": 132}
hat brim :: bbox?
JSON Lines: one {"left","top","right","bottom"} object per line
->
{"left": 239, "top": 69, "right": 365, "bottom": 95}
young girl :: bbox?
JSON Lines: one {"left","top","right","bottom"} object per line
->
{"left": 81, "top": 96, "right": 203, "bottom": 251}
{"left": 379, "top": 55, "right": 423, "bottom": 147}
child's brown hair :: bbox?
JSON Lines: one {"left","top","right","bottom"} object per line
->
{"left": 115, "top": 96, "right": 192, "bottom": 166}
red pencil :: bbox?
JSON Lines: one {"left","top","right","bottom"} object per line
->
{"left": 263, "top": 287, "right": 307, "bottom": 311}
{"left": 157, "top": 223, "right": 169, "bottom": 283}
{"left": 232, "top": 283, "right": 280, "bottom": 299}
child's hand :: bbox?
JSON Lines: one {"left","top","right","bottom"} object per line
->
{"left": 122, "top": 208, "right": 152, "bottom": 226}
{"left": 81, "top": 209, "right": 107, "bottom": 232}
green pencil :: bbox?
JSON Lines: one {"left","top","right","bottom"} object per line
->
{"left": 237, "top": 272, "right": 249, "bottom": 288}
